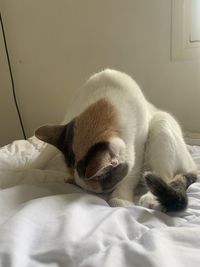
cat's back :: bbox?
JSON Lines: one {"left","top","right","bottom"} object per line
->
{"left": 84, "top": 69, "right": 144, "bottom": 100}
{"left": 63, "top": 69, "right": 148, "bottom": 123}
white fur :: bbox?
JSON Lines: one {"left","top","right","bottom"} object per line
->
{"left": 26, "top": 69, "right": 197, "bottom": 207}
{"left": 138, "top": 191, "right": 159, "bottom": 209}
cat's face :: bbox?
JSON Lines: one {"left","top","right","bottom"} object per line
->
{"left": 35, "top": 99, "right": 128, "bottom": 193}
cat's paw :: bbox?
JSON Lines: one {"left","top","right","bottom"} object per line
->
{"left": 108, "top": 197, "right": 134, "bottom": 207}
{"left": 138, "top": 192, "right": 159, "bottom": 209}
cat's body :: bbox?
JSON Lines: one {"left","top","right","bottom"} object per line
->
{"left": 32, "top": 69, "right": 197, "bottom": 211}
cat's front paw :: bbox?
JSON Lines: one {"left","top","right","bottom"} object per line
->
{"left": 108, "top": 197, "right": 134, "bottom": 207}
{"left": 138, "top": 192, "right": 159, "bottom": 209}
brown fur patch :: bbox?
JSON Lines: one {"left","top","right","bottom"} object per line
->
{"left": 191, "top": 170, "right": 198, "bottom": 176}
{"left": 171, "top": 172, "right": 197, "bottom": 189}
{"left": 66, "top": 166, "right": 75, "bottom": 177}
{"left": 171, "top": 174, "right": 187, "bottom": 187}
{"left": 73, "top": 98, "right": 120, "bottom": 162}
{"left": 64, "top": 166, "right": 75, "bottom": 183}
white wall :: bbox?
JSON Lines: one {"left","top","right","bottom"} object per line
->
{"left": 1, "top": 0, "right": 200, "bottom": 137}
{"left": 0, "top": 20, "right": 23, "bottom": 146}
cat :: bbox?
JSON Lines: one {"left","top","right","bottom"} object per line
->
{"left": 29, "top": 69, "right": 197, "bottom": 212}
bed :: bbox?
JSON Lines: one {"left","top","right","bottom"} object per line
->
{"left": 0, "top": 137, "right": 200, "bottom": 267}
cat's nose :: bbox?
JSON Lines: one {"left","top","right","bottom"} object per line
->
{"left": 111, "top": 158, "right": 119, "bottom": 166}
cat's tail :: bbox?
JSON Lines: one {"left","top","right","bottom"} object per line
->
{"left": 144, "top": 172, "right": 197, "bottom": 212}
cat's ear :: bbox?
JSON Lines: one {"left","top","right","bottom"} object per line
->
{"left": 35, "top": 124, "right": 65, "bottom": 148}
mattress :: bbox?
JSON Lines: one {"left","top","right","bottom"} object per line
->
{"left": 0, "top": 137, "right": 200, "bottom": 267}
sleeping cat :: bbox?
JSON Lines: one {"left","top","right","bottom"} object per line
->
{"left": 30, "top": 69, "right": 197, "bottom": 212}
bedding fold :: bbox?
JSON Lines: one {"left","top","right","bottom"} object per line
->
{"left": 0, "top": 137, "right": 200, "bottom": 266}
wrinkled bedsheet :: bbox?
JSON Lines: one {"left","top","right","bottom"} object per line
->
{"left": 0, "top": 137, "right": 200, "bottom": 267}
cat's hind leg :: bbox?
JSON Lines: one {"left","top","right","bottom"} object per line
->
{"left": 139, "top": 171, "right": 197, "bottom": 211}
{"left": 139, "top": 111, "right": 197, "bottom": 212}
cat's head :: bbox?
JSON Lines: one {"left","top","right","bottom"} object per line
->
{"left": 35, "top": 99, "right": 129, "bottom": 193}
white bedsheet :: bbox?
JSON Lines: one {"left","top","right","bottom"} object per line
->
{"left": 0, "top": 137, "right": 200, "bottom": 267}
